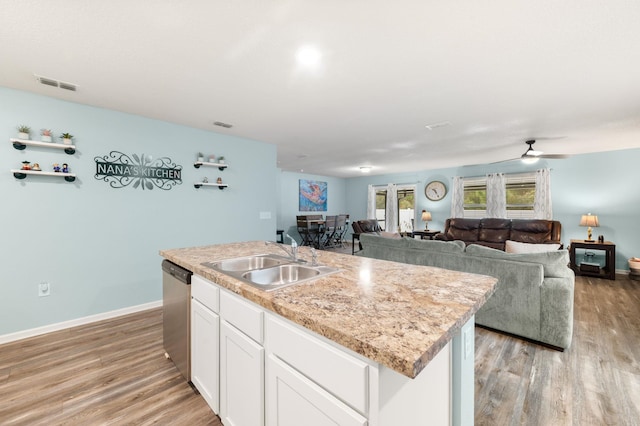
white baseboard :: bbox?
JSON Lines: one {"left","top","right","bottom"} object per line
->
{"left": 0, "top": 300, "right": 162, "bottom": 345}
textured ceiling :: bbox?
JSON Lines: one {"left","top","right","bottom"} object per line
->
{"left": 1, "top": 0, "right": 639, "bottom": 177}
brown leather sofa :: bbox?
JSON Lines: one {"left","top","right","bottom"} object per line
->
{"left": 351, "top": 219, "right": 383, "bottom": 254}
{"left": 435, "top": 218, "right": 562, "bottom": 250}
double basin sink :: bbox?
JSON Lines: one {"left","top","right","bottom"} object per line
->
{"left": 202, "top": 254, "right": 340, "bottom": 291}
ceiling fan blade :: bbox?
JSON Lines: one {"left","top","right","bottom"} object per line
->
{"left": 538, "top": 154, "right": 571, "bottom": 159}
{"left": 488, "top": 157, "right": 519, "bottom": 165}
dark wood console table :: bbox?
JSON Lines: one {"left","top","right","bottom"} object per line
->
{"left": 409, "top": 230, "right": 441, "bottom": 240}
{"left": 569, "top": 239, "right": 616, "bottom": 280}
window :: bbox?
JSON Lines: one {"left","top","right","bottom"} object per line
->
{"left": 463, "top": 173, "right": 536, "bottom": 219}
{"left": 374, "top": 185, "right": 416, "bottom": 232}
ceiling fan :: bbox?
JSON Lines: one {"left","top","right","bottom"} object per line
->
{"left": 494, "top": 139, "right": 570, "bottom": 164}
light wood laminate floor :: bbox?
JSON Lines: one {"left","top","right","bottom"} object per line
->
{"left": 475, "top": 274, "right": 640, "bottom": 425}
{"left": 0, "top": 274, "right": 637, "bottom": 425}
{"left": 0, "top": 308, "right": 221, "bottom": 425}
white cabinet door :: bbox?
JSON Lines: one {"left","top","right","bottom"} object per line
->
{"left": 220, "top": 320, "right": 265, "bottom": 426}
{"left": 191, "top": 298, "right": 220, "bottom": 414}
{"left": 266, "top": 354, "right": 367, "bottom": 426}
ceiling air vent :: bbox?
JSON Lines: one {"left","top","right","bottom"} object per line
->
{"left": 35, "top": 74, "right": 77, "bottom": 92}
{"left": 213, "top": 121, "right": 233, "bottom": 129}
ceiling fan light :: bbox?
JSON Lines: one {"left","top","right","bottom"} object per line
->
{"left": 521, "top": 156, "right": 539, "bottom": 164}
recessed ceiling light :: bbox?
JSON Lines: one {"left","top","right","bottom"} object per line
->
{"left": 296, "top": 46, "right": 322, "bottom": 68}
{"left": 360, "top": 166, "right": 372, "bottom": 173}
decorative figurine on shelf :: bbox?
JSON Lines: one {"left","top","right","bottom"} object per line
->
{"left": 62, "top": 163, "right": 69, "bottom": 173}
{"left": 53, "top": 163, "right": 61, "bottom": 172}
{"left": 21, "top": 161, "right": 32, "bottom": 170}
{"left": 202, "top": 177, "right": 209, "bottom": 183}
{"left": 32, "top": 163, "right": 41, "bottom": 171}
{"left": 217, "top": 177, "right": 223, "bottom": 184}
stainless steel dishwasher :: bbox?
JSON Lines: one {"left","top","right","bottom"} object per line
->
{"left": 162, "top": 259, "right": 192, "bottom": 382}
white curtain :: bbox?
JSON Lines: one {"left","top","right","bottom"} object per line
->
{"left": 450, "top": 177, "right": 465, "bottom": 218}
{"left": 366, "top": 185, "right": 377, "bottom": 219}
{"left": 385, "top": 183, "right": 398, "bottom": 232}
{"left": 486, "top": 173, "right": 506, "bottom": 218}
{"left": 534, "top": 168, "right": 553, "bottom": 219}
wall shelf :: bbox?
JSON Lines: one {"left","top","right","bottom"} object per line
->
{"left": 11, "top": 169, "right": 76, "bottom": 182}
{"left": 10, "top": 138, "right": 76, "bottom": 155}
{"left": 194, "top": 161, "right": 228, "bottom": 171}
{"left": 194, "top": 182, "right": 228, "bottom": 190}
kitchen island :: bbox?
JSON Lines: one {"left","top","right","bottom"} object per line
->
{"left": 160, "top": 241, "right": 497, "bottom": 426}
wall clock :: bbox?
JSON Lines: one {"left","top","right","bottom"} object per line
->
{"left": 425, "top": 181, "right": 447, "bottom": 201}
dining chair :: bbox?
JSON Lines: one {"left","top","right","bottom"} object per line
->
{"left": 334, "top": 214, "right": 348, "bottom": 248}
{"left": 322, "top": 215, "right": 338, "bottom": 248}
{"left": 297, "top": 219, "right": 313, "bottom": 246}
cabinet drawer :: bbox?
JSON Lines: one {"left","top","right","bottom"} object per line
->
{"left": 220, "top": 290, "right": 264, "bottom": 344}
{"left": 265, "top": 315, "right": 369, "bottom": 415}
{"left": 192, "top": 275, "right": 219, "bottom": 313}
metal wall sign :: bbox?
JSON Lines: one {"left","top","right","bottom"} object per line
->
{"left": 94, "top": 151, "right": 182, "bottom": 190}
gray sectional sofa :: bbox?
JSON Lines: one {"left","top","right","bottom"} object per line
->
{"left": 357, "top": 233, "right": 575, "bottom": 349}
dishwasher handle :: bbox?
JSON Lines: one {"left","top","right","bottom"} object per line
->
{"left": 162, "top": 260, "right": 192, "bottom": 284}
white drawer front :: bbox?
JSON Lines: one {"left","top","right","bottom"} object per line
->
{"left": 220, "top": 290, "right": 264, "bottom": 344}
{"left": 192, "top": 275, "right": 219, "bottom": 313}
{"left": 265, "top": 315, "right": 369, "bottom": 415}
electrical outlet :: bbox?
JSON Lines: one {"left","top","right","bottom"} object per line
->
{"left": 38, "top": 282, "right": 50, "bottom": 297}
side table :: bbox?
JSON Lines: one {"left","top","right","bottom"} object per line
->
{"left": 410, "top": 230, "right": 441, "bottom": 240}
{"left": 569, "top": 239, "right": 616, "bottom": 280}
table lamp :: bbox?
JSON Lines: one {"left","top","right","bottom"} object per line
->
{"left": 421, "top": 210, "right": 432, "bottom": 231}
{"left": 579, "top": 213, "right": 599, "bottom": 242}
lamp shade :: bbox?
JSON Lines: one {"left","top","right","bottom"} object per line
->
{"left": 579, "top": 214, "right": 599, "bottom": 227}
{"left": 421, "top": 210, "right": 432, "bottom": 222}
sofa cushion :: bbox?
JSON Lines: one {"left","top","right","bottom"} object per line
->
{"left": 505, "top": 240, "right": 561, "bottom": 254}
{"left": 446, "top": 218, "right": 480, "bottom": 242}
{"left": 404, "top": 237, "right": 465, "bottom": 253}
{"left": 510, "top": 219, "right": 554, "bottom": 244}
{"left": 465, "top": 243, "right": 570, "bottom": 278}
{"left": 479, "top": 218, "right": 512, "bottom": 244}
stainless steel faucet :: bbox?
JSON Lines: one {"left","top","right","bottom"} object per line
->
{"left": 265, "top": 234, "right": 299, "bottom": 261}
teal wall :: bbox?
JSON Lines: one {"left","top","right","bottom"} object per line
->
{"left": 0, "top": 87, "right": 277, "bottom": 335}
{"left": 345, "top": 150, "right": 640, "bottom": 271}
{"left": 277, "top": 171, "right": 349, "bottom": 244}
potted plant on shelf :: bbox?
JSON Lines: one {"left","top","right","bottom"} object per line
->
{"left": 208, "top": 154, "right": 216, "bottom": 163}
{"left": 197, "top": 152, "right": 205, "bottom": 162}
{"left": 60, "top": 132, "right": 74, "bottom": 145}
{"left": 217, "top": 156, "right": 225, "bottom": 164}
{"left": 17, "top": 125, "right": 31, "bottom": 140}
{"left": 41, "top": 129, "right": 53, "bottom": 143}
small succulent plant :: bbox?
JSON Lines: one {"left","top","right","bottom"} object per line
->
{"left": 41, "top": 129, "right": 53, "bottom": 136}
{"left": 17, "top": 125, "right": 31, "bottom": 133}
{"left": 60, "top": 132, "right": 74, "bottom": 139}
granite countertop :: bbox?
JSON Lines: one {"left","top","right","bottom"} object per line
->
{"left": 160, "top": 241, "right": 497, "bottom": 378}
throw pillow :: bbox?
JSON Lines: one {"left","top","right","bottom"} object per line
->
{"left": 505, "top": 240, "right": 561, "bottom": 254}
{"left": 379, "top": 231, "right": 402, "bottom": 239}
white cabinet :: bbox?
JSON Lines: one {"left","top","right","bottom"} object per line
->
{"left": 191, "top": 299, "right": 220, "bottom": 414}
{"left": 266, "top": 354, "right": 367, "bottom": 426}
{"left": 220, "top": 320, "right": 265, "bottom": 426}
